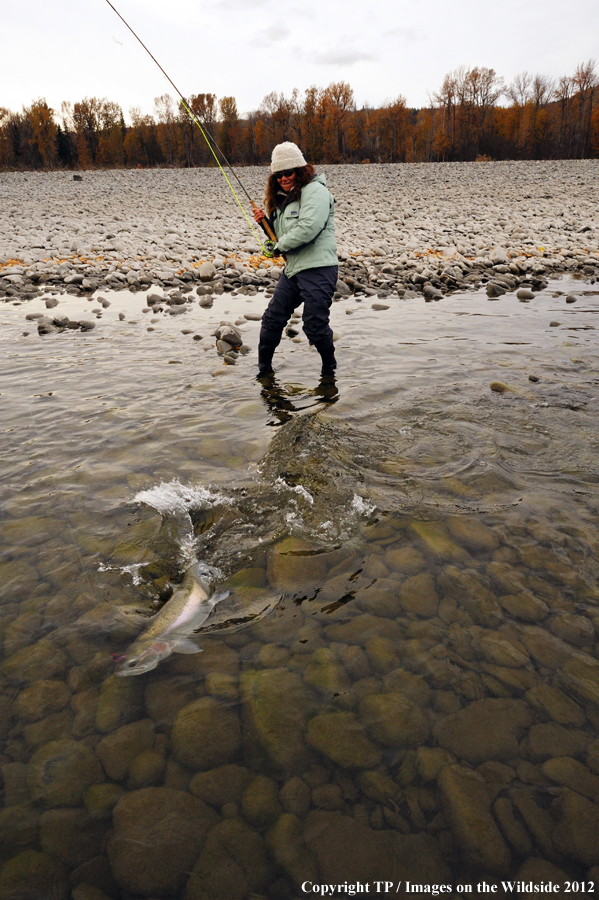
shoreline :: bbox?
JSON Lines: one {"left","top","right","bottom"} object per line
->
{"left": 1, "top": 161, "right": 597, "bottom": 308}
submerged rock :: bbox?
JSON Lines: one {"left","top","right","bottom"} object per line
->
{"left": 359, "top": 692, "right": 429, "bottom": 746}
{"left": 306, "top": 710, "right": 382, "bottom": 768}
{"left": 171, "top": 697, "right": 241, "bottom": 770}
{"left": 302, "top": 810, "right": 450, "bottom": 884}
{"left": 433, "top": 698, "right": 533, "bottom": 764}
{"left": 240, "top": 667, "right": 314, "bottom": 771}
{"left": 0, "top": 850, "right": 69, "bottom": 900}
{"left": 184, "top": 817, "right": 273, "bottom": 900}
{"left": 189, "top": 764, "right": 253, "bottom": 808}
{"left": 553, "top": 789, "right": 599, "bottom": 866}
{"left": 95, "top": 718, "right": 155, "bottom": 781}
{"left": 27, "top": 739, "right": 104, "bottom": 807}
{"left": 439, "top": 764, "right": 511, "bottom": 874}
{"left": 266, "top": 536, "right": 327, "bottom": 593}
{"left": 108, "top": 787, "right": 218, "bottom": 896}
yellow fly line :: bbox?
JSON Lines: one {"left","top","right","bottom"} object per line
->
{"left": 104, "top": 0, "right": 267, "bottom": 253}
{"left": 178, "top": 99, "right": 266, "bottom": 251}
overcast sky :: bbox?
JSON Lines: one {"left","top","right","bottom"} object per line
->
{"left": 3, "top": 0, "right": 598, "bottom": 122}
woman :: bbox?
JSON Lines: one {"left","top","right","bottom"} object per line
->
{"left": 253, "top": 141, "right": 338, "bottom": 378}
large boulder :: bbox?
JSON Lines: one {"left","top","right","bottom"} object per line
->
{"left": 108, "top": 787, "right": 218, "bottom": 896}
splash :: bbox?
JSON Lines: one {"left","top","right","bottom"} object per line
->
{"left": 351, "top": 493, "right": 376, "bottom": 516}
{"left": 133, "top": 479, "right": 230, "bottom": 515}
{"left": 98, "top": 562, "right": 145, "bottom": 585}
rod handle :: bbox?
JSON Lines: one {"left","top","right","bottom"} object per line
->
{"left": 251, "top": 201, "right": 278, "bottom": 243}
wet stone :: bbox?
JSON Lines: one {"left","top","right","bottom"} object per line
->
{"left": 70, "top": 856, "right": 119, "bottom": 898}
{"left": 359, "top": 692, "right": 430, "bottom": 747}
{"left": 279, "top": 776, "right": 311, "bottom": 817}
{"left": 549, "top": 612, "right": 595, "bottom": 647}
{"left": 83, "top": 782, "right": 126, "bottom": 819}
{"left": 399, "top": 572, "right": 439, "bottom": 617}
{"left": 95, "top": 675, "right": 143, "bottom": 733}
{"left": 184, "top": 817, "right": 273, "bottom": 900}
{"left": 552, "top": 788, "right": 599, "bottom": 866}
{"left": 2, "top": 639, "right": 69, "bottom": 684}
{"left": 27, "top": 739, "right": 105, "bottom": 807}
{"left": 303, "top": 647, "right": 352, "bottom": 704}
{"left": 241, "top": 774, "right": 283, "bottom": 828}
{"left": 525, "top": 683, "right": 586, "bottom": 727}
{"left": 384, "top": 545, "right": 426, "bottom": 575}
{"left": 499, "top": 592, "right": 549, "bottom": 622}
{"left": 266, "top": 536, "right": 328, "bottom": 593}
{"left": 39, "top": 808, "right": 105, "bottom": 867}
{"left": 448, "top": 517, "right": 499, "bottom": 553}
{"left": 524, "top": 722, "right": 591, "bottom": 761}
{"left": 95, "top": 718, "right": 155, "bottom": 781}
{"left": 144, "top": 676, "right": 197, "bottom": 727}
{"left": 439, "top": 764, "right": 511, "bottom": 874}
{"left": 108, "top": 787, "right": 218, "bottom": 896}
{"left": 324, "top": 613, "right": 403, "bottom": 646}
{"left": 23, "top": 708, "right": 74, "bottom": 748}
{"left": 0, "top": 804, "right": 39, "bottom": 853}
{"left": 493, "top": 796, "right": 533, "bottom": 857}
{"left": 542, "top": 756, "right": 599, "bottom": 801}
{"left": 189, "top": 764, "right": 253, "bottom": 808}
{"left": 355, "top": 579, "right": 402, "bottom": 618}
{"left": 306, "top": 710, "right": 382, "bottom": 769}
{"left": 171, "top": 696, "right": 241, "bottom": 770}
{"left": 0, "top": 849, "right": 69, "bottom": 900}
{"left": 240, "top": 667, "right": 314, "bottom": 771}
{"left": 127, "top": 748, "right": 165, "bottom": 789}
{"left": 433, "top": 698, "right": 534, "bottom": 764}
{"left": 302, "top": 809, "right": 450, "bottom": 886}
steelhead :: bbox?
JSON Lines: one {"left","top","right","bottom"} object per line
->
{"left": 114, "top": 563, "right": 229, "bottom": 676}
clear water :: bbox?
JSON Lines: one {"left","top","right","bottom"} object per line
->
{"left": 1, "top": 276, "right": 599, "bottom": 896}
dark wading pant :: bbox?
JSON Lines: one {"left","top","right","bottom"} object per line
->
{"left": 258, "top": 265, "right": 338, "bottom": 372}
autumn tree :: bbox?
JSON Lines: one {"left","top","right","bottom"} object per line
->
{"left": 219, "top": 96, "right": 242, "bottom": 161}
{"left": 154, "top": 94, "right": 178, "bottom": 165}
{"left": 25, "top": 99, "right": 57, "bottom": 167}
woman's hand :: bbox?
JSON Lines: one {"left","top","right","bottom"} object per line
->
{"left": 253, "top": 207, "right": 266, "bottom": 223}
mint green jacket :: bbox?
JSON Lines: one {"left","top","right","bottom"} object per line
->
{"left": 272, "top": 173, "right": 337, "bottom": 278}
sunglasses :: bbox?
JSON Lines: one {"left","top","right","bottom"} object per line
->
{"left": 276, "top": 169, "right": 296, "bottom": 179}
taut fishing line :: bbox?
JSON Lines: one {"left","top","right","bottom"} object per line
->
{"left": 103, "top": 0, "right": 269, "bottom": 252}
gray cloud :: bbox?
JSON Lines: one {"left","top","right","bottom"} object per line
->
{"left": 312, "top": 48, "right": 376, "bottom": 66}
{"left": 254, "top": 25, "right": 291, "bottom": 47}
{"left": 385, "top": 26, "right": 425, "bottom": 42}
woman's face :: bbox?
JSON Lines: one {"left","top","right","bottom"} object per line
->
{"left": 277, "top": 169, "right": 297, "bottom": 192}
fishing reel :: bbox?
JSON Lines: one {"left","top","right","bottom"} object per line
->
{"left": 263, "top": 240, "right": 280, "bottom": 259}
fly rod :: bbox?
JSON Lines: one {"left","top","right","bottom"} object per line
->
{"left": 104, "top": 0, "right": 278, "bottom": 246}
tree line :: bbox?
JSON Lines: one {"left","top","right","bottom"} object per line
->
{"left": 1, "top": 61, "right": 597, "bottom": 170}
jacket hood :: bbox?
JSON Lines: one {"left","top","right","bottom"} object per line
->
{"left": 312, "top": 173, "right": 327, "bottom": 186}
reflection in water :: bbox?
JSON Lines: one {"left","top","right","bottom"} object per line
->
{"left": 1, "top": 278, "right": 599, "bottom": 896}
{"left": 258, "top": 371, "right": 339, "bottom": 425}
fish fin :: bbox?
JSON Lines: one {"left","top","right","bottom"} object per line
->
{"left": 173, "top": 639, "right": 203, "bottom": 655}
{"left": 211, "top": 590, "right": 230, "bottom": 604}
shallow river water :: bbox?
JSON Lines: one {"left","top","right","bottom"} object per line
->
{"left": 1, "top": 275, "right": 599, "bottom": 898}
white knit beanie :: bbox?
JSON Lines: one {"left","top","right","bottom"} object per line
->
{"left": 271, "top": 141, "right": 307, "bottom": 173}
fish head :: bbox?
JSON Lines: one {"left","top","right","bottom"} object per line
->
{"left": 114, "top": 640, "right": 173, "bottom": 676}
